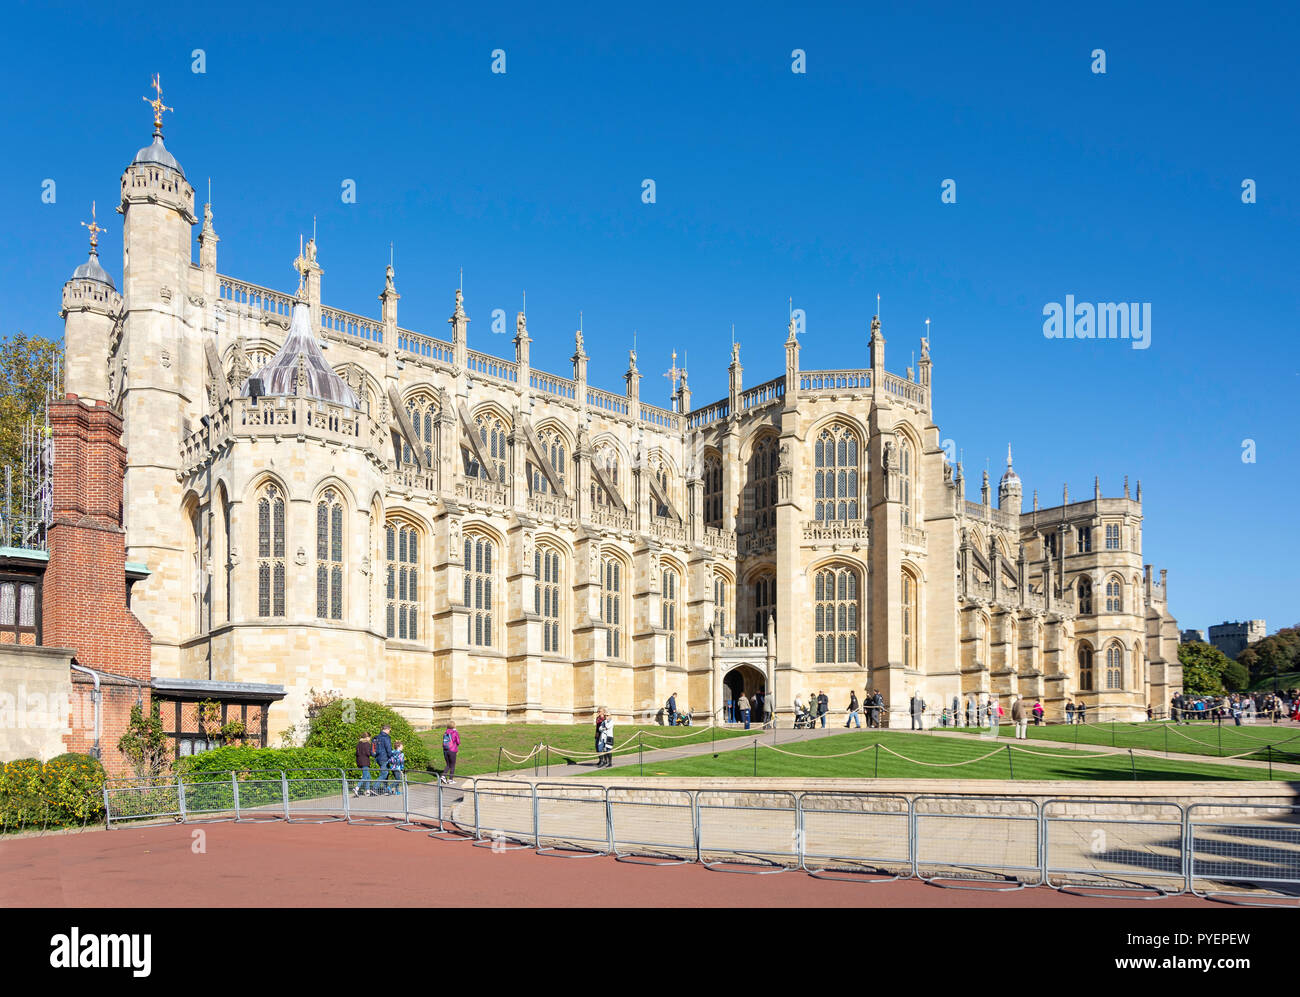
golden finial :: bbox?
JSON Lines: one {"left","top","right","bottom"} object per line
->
{"left": 142, "top": 73, "right": 173, "bottom": 136}
{"left": 80, "top": 200, "right": 106, "bottom": 255}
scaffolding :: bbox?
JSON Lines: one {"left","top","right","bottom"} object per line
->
{"left": 2, "top": 355, "right": 58, "bottom": 552}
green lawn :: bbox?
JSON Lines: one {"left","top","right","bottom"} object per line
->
{"left": 943, "top": 719, "right": 1300, "bottom": 765}
{"left": 617, "top": 730, "right": 1285, "bottom": 782}
{"left": 417, "top": 722, "right": 751, "bottom": 778}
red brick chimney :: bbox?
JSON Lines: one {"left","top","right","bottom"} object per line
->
{"left": 42, "top": 394, "right": 151, "bottom": 683}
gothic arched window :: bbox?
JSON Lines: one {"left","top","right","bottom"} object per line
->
{"left": 535, "top": 544, "right": 563, "bottom": 654}
{"left": 404, "top": 393, "right": 437, "bottom": 468}
{"left": 386, "top": 522, "right": 420, "bottom": 640}
{"left": 601, "top": 554, "right": 624, "bottom": 658}
{"left": 1105, "top": 575, "right": 1122, "bottom": 613}
{"left": 703, "top": 453, "right": 723, "bottom": 528}
{"left": 315, "top": 488, "right": 345, "bottom": 620}
{"left": 814, "top": 565, "right": 860, "bottom": 664}
{"left": 902, "top": 569, "right": 917, "bottom": 669}
{"left": 256, "top": 483, "right": 286, "bottom": 618}
{"left": 662, "top": 565, "right": 680, "bottom": 663}
{"left": 1106, "top": 642, "right": 1123, "bottom": 690}
{"left": 749, "top": 435, "right": 778, "bottom": 530}
{"left": 463, "top": 533, "right": 495, "bottom": 647}
{"left": 1078, "top": 642, "right": 1095, "bottom": 691}
{"left": 1077, "top": 576, "right": 1093, "bottom": 615}
{"left": 899, "top": 436, "right": 914, "bottom": 527}
{"left": 713, "top": 574, "right": 729, "bottom": 635}
{"left": 753, "top": 572, "right": 776, "bottom": 634}
{"left": 590, "top": 444, "right": 621, "bottom": 509}
{"left": 463, "top": 412, "right": 508, "bottom": 482}
{"left": 529, "top": 427, "right": 567, "bottom": 496}
{"left": 814, "top": 423, "right": 860, "bottom": 523}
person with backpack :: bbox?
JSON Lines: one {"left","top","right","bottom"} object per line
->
{"left": 353, "top": 732, "right": 375, "bottom": 797}
{"left": 389, "top": 741, "right": 406, "bottom": 794}
{"left": 817, "top": 690, "right": 829, "bottom": 728}
{"left": 737, "top": 692, "right": 751, "bottom": 730}
{"left": 440, "top": 722, "right": 460, "bottom": 784}
{"left": 666, "top": 692, "right": 678, "bottom": 728}
{"left": 844, "top": 690, "right": 861, "bottom": 728}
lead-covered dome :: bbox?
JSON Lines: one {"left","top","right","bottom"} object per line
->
{"left": 131, "top": 134, "right": 185, "bottom": 177}
{"left": 71, "top": 251, "right": 115, "bottom": 290}
{"left": 241, "top": 303, "right": 359, "bottom": 407}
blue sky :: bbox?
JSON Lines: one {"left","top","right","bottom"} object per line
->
{"left": 2, "top": 1, "right": 1296, "bottom": 634}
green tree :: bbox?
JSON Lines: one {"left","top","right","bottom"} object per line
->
{"left": 1178, "top": 641, "right": 1233, "bottom": 695}
{"left": 117, "top": 700, "right": 169, "bottom": 779}
{"left": 1220, "top": 660, "right": 1250, "bottom": 692}
{"left": 0, "top": 332, "right": 61, "bottom": 475}
{"left": 1237, "top": 625, "right": 1300, "bottom": 682}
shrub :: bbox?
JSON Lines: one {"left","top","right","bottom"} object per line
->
{"left": 0, "top": 754, "right": 106, "bottom": 831}
{"left": 305, "top": 699, "right": 430, "bottom": 770}
{"left": 118, "top": 700, "right": 169, "bottom": 779}
{"left": 173, "top": 745, "right": 348, "bottom": 779}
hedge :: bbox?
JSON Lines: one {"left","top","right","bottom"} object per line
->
{"left": 305, "top": 699, "right": 431, "bottom": 770}
{"left": 0, "top": 753, "right": 106, "bottom": 831}
{"left": 173, "top": 746, "right": 352, "bottom": 808}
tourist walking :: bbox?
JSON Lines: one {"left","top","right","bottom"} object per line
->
{"left": 738, "top": 692, "right": 752, "bottom": 730}
{"left": 373, "top": 724, "right": 395, "bottom": 794}
{"left": 845, "top": 690, "right": 861, "bottom": 728}
{"left": 1011, "top": 697, "right": 1028, "bottom": 740}
{"left": 440, "top": 722, "right": 460, "bottom": 784}
{"left": 666, "top": 692, "right": 678, "bottom": 728}
{"left": 817, "top": 691, "right": 829, "bottom": 728}
{"left": 754, "top": 690, "right": 766, "bottom": 728}
{"left": 1032, "top": 700, "right": 1044, "bottom": 726}
{"left": 1076, "top": 701, "right": 1087, "bottom": 725}
{"left": 353, "top": 732, "right": 375, "bottom": 797}
{"left": 987, "top": 697, "right": 999, "bottom": 733}
{"left": 910, "top": 692, "right": 925, "bottom": 731}
{"left": 874, "top": 690, "right": 884, "bottom": 728}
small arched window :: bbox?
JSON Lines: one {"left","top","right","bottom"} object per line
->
{"left": 590, "top": 444, "right": 621, "bottom": 509}
{"left": 899, "top": 437, "right": 913, "bottom": 527}
{"left": 1106, "top": 643, "right": 1123, "bottom": 690}
{"left": 1077, "top": 577, "right": 1093, "bottom": 615}
{"left": 464, "top": 412, "right": 508, "bottom": 482}
{"left": 1105, "top": 576, "right": 1122, "bottom": 613}
{"left": 901, "top": 569, "right": 916, "bottom": 669}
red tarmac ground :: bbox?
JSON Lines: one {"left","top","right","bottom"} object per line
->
{"left": 0, "top": 821, "right": 1225, "bottom": 908}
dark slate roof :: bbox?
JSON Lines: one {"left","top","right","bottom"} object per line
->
{"left": 240, "top": 302, "right": 360, "bottom": 408}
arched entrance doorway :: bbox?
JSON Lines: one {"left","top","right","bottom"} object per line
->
{"left": 723, "top": 664, "right": 767, "bottom": 724}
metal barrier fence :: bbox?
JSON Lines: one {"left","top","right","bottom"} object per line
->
{"left": 98, "top": 773, "right": 1300, "bottom": 906}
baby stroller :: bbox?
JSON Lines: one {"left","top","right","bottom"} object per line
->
{"left": 793, "top": 707, "right": 815, "bottom": 730}
{"left": 674, "top": 712, "right": 693, "bottom": 726}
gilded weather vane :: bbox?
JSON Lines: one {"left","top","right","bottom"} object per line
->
{"left": 142, "top": 73, "right": 173, "bottom": 135}
{"left": 80, "top": 201, "right": 106, "bottom": 254}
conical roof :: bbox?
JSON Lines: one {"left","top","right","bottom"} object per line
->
{"left": 241, "top": 302, "right": 359, "bottom": 408}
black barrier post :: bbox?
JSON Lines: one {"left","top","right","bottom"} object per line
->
{"left": 545, "top": 744, "right": 550, "bottom": 777}
{"left": 496, "top": 746, "right": 503, "bottom": 776}
{"left": 1006, "top": 744, "right": 1014, "bottom": 780}
{"left": 874, "top": 742, "right": 880, "bottom": 778}
{"left": 1074, "top": 722, "right": 1080, "bottom": 746}
{"left": 1218, "top": 723, "right": 1222, "bottom": 757}
{"left": 1268, "top": 744, "right": 1273, "bottom": 780}
{"left": 1129, "top": 748, "right": 1137, "bottom": 780}
{"left": 639, "top": 733, "right": 644, "bottom": 776}
{"left": 1164, "top": 725, "right": 1168, "bottom": 757}
{"left": 753, "top": 738, "right": 758, "bottom": 777}
{"left": 534, "top": 743, "right": 540, "bottom": 777}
